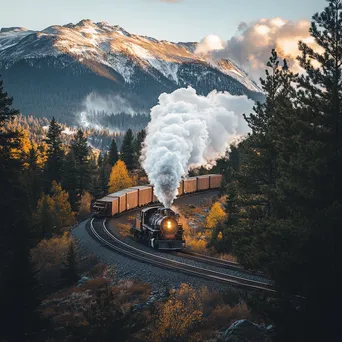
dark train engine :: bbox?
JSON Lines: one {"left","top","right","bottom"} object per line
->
{"left": 131, "top": 207, "right": 184, "bottom": 250}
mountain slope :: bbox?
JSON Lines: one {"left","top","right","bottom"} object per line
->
{"left": 0, "top": 20, "right": 263, "bottom": 124}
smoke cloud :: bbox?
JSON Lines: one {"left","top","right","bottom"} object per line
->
{"left": 83, "top": 92, "right": 135, "bottom": 115}
{"left": 197, "top": 18, "right": 320, "bottom": 82}
{"left": 78, "top": 92, "right": 135, "bottom": 129}
{"left": 141, "top": 87, "right": 254, "bottom": 208}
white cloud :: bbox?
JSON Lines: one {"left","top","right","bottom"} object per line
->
{"left": 197, "top": 17, "right": 321, "bottom": 82}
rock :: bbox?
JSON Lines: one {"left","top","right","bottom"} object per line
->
{"left": 77, "top": 276, "right": 90, "bottom": 287}
{"left": 219, "top": 320, "right": 271, "bottom": 342}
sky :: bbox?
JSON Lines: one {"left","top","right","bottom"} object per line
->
{"left": 0, "top": 0, "right": 323, "bottom": 42}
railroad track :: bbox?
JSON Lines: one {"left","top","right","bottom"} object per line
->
{"left": 174, "top": 250, "right": 267, "bottom": 277}
{"left": 89, "top": 218, "right": 275, "bottom": 293}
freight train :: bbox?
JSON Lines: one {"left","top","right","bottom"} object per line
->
{"left": 92, "top": 174, "right": 222, "bottom": 250}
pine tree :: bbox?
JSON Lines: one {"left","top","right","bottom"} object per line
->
{"left": 108, "top": 139, "right": 119, "bottom": 166}
{"left": 24, "top": 144, "right": 43, "bottom": 210}
{"left": 62, "top": 240, "right": 79, "bottom": 285}
{"left": 97, "top": 152, "right": 103, "bottom": 167}
{"left": 120, "top": 128, "right": 135, "bottom": 171}
{"left": 44, "top": 117, "right": 64, "bottom": 185}
{"left": 273, "top": 1, "right": 342, "bottom": 339}
{"left": 0, "top": 77, "right": 40, "bottom": 340}
{"left": 62, "top": 151, "right": 78, "bottom": 209}
{"left": 100, "top": 163, "right": 110, "bottom": 195}
{"left": 134, "top": 129, "right": 146, "bottom": 166}
{"left": 108, "top": 160, "right": 134, "bottom": 193}
{"left": 215, "top": 52, "right": 299, "bottom": 275}
{"left": 33, "top": 193, "right": 55, "bottom": 239}
{"left": 70, "top": 129, "right": 91, "bottom": 199}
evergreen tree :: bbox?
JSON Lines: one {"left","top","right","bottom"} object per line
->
{"left": 108, "top": 138, "right": 119, "bottom": 166}
{"left": 134, "top": 129, "right": 146, "bottom": 166}
{"left": 120, "top": 128, "right": 135, "bottom": 171}
{"left": 62, "top": 240, "right": 79, "bottom": 285}
{"left": 33, "top": 182, "right": 75, "bottom": 238}
{"left": 97, "top": 152, "right": 103, "bottom": 167}
{"left": 24, "top": 144, "right": 43, "bottom": 210}
{"left": 274, "top": 1, "right": 342, "bottom": 339}
{"left": 44, "top": 117, "right": 64, "bottom": 185}
{"left": 33, "top": 193, "right": 54, "bottom": 239}
{"left": 62, "top": 151, "right": 78, "bottom": 209}
{"left": 100, "top": 163, "right": 110, "bottom": 195}
{"left": 0, "top": 77, "right": 39, "bottom": 340}
{"left": 70, "top": 129, "right": 91, "bottom": 199}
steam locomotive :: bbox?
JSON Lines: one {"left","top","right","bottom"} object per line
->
{"left": 92, "top": 174, "right": 222, "bottom": 250}
{"left": 131, "top": 207, "right": 184, "bottom": 250}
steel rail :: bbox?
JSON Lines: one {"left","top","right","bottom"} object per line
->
{"left": 89, "top": 218, "right": 275, "bottom": 293}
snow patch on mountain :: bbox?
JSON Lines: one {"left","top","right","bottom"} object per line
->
{"left": 0, "top": 19, "right": 262, "bottom": 93}
{"left": 107, "top": 53, "right": 135, "bottom": 83}
{"left": 0, "top": 28, "right": 34, "bottom": 51}
{"left": 128, "top": 43, "right": 179, "bottom": 83}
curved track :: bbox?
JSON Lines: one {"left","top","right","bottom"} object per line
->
{"left": 89, "top": 218, "right": 275, "bottom": 293}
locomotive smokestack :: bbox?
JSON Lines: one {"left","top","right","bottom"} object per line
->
{"left": 141, "top": 87, "right": 254, "bottom": 208}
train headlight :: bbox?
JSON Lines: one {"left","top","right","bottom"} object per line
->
{"left": 161, "top": 218, "right": 177, "bottom": 234}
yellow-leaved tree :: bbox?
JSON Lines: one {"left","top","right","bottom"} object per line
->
{"left": 78, "top": 191, "right": 92, "bottom": 220}
{"left": 30, "top": 233, "right": 72, "bottom": 292}
{"left": 33, "top": 182, "right": 75, "bottom": 238}
{"left": 51, "top": 181, "right": 76, "bottom": 232}
{"left": 152, "top": 284, "right": 203, "bottom": 342}
{"left": 205, "top": 202, "right": 227, "bottom": 229}
{"left": 107, "top": 160, "right": 134, "bottom": 193}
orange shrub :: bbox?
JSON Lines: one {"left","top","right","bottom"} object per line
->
{"left": 208, "top": 303, "right": 251, "bottom": 328}
{"left": 116, "top": 223, "right": 131, "bottom": 237}
{"left": 81, "top": 278, "right": 110, "bottom": 292}
{"left": 205, "top": 202, "right": 227, "bottom": 229}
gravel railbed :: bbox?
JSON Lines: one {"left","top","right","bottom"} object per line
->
{"left": 106, "top": 218, "right": 271, "bottom": 285}
{"left": 73, "top": 220, "right": 231, "bottom": 292}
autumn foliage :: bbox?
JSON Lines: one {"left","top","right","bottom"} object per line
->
{"left": 30, "top": 233, "right": 73, "bottom": 292}
{"left": 33, "top": 181, "right": 75, "bottom": 238}
{"left": 107, "top": 160, "right": 134, "bottom": 193}
{"left": 78, "top": 191, "right": 93, "bottom": 220}
{"left": 205, "top": 202, "right": 227, "bottom": 229}
{"left": 152, "top": 284, "right": 203, "bottom": 342}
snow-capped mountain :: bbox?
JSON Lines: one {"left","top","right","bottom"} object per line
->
{"left": 0, "top": 20, "right": 263, "bottom": 124}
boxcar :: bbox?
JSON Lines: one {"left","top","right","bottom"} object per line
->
{"left": 131, "top": 186, "right": 153, "bottom": 206}
{"left": 126, "top": 188, "right": 139, "bottom": 210}
{"left": 92, "top": 196, "right": 119, "bottom": 217}
{"left": 177, "top": 181, "right": 184, "bottom": 197}
{"left": 108, "top": 190, "right": 127, "bottom": 213}
{"left": 209, "top": 174, "right": 222, "bottom": 189}
{"left": 183, "top": 177, "right": 197, "bottom": 194}
{"left": 196, "top": 175, "right": 210, "bottom": 191}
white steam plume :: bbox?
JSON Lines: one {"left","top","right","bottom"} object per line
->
{"left": 141, "top": 87, "right": 254, "bottom": 208}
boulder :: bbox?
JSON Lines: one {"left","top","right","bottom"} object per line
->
{"left": 219, "top": 320, "right": 273, "bottom": 342}
{"left": 77, "top": 276, "right": 90, "bottom": 287}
